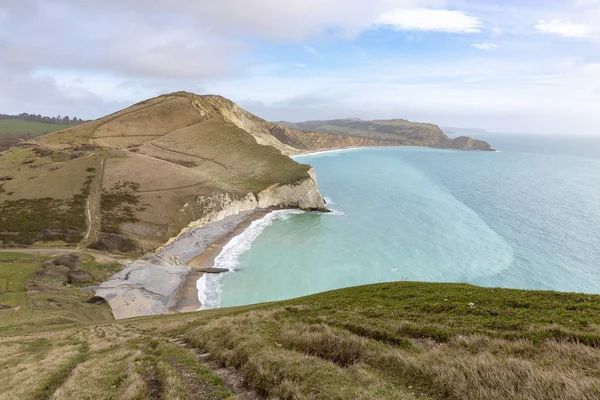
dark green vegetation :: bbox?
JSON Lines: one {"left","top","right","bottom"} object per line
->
{"left": 99, "top": 181, "right": 142, "bottom": 234}
{"left": 280, "top": 118, "right": 493, "bottom": 151}
{"left": 2, "top": 258, "right": 599, "bottom": 399}
{"left": 90, "top": 181, "right": 144, "bottom": 253}
{"left": 0, "top": 174, "right": 93, "bottom": 246}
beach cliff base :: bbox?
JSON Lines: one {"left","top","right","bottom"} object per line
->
{"left": 96, "top": 210, "right": 262, "bottom": 319}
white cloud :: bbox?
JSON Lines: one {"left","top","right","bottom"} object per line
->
{"left": 303, "top": 45, "right": 320, "bottom": 56}
{"left": 471, "top": 43, "right": 498, "bottom": 51}
{"left": 50, "top": 0, "right": 439, "bottom": 41}
{"left": 535, "top": 20, "right": 594, "bottom": 38}
{"left": 293, "top": 63, "right": 308, "bottom": 68}
{"left": 571, "top": 0, "right": 600, "bottom": 8}
{"left": 376, "top": 9, "right": 483, "bottom": 34}
{"left": 206, "top": 57, "right": 600, "bottom": 134}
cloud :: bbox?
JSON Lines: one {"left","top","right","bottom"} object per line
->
{"left": 303, "top": 45, "right": 321, "bottom": 57}
{"left": 471, "top": 43, "right": 498, "bottom": 51}
{"left": 48, "top": 0, "right": 438, "bottom": 41}
{"left": 0, "top": 66, "right": 124, "bottom": 118}
{"left": 535, "top": 20, "right": 594, "bottom": 38}
{"left": 375, "top": 9, "right": 483, "bottom": 33}
{"left": 1, "top": 0, "right": 599, "bottom": 134}
{"left": 205, "top": 57, "right": 600, "bottom": 134}
{"left": 293, "top": 63, "right": 308, "bottom": 68}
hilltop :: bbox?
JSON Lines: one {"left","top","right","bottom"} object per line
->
{"left": 0, "top": 92, "right": 492, "bottom": 254}
{"left": 1, "top": 249, "right": 599, "bottom": 400}
{"left": 0, "top": 93, "right": 322, "bottom": 253}
{"left": 280, "top": 118, "right": 493, "bottom": 151}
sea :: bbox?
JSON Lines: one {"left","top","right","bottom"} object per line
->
{"left": 198, "top": 133, "right": 600, "bottom": 309}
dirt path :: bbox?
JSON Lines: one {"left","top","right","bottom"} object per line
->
{"left": 43, "top": 152, "right": 97, "bottom": 167}
{"left": 90, "top": 96, "right": 173, "bottom": 140}
{"left": 169, "top": 337, "right": 264, "bottom": 400}
{"left": 83, "top": 154, "right": 107, "bottom": 244}
{"left": 136, "top": 181, "right": 208, "bottom": 194}
{"left": 0, "top": 247, "right": 131, "bottom": 265}
{"left": 147, "top": 142, "right": 227, "bottom": 169}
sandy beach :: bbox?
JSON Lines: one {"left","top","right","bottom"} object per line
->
{"left": 97, "top": 209, "right": 271, "bottom": 319}
{"left": 167, "top": 210, "right": 270, "bottom": 313}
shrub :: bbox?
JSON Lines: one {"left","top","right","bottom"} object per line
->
{"left": 53, "top": 254, "right": 80, "bottom": 269}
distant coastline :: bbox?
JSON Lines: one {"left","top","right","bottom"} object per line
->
{"left": 441, "top": 127, "right": 489, "bottom": 135}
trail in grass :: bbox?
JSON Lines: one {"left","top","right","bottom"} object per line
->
{"left": 83, "top": 154, "right": 106, "bottom": 244}
{"left": 168, "top": 336, "right": 264, "bottom": 400}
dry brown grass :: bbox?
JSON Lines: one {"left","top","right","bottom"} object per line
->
{"left": 93, "top": 135, "right": 163, "bottom": 149}
{"left": 0, "top": 149, "right": 101, "bottom": 201}
{"left": 0, "top": 334, "right": 80, "bottom": 400}
{"left": 148, "top": 119, "right": 310, "bottom": 192}
{"left": 102, "top": 150, "right": 207, "bottom": 193}
{"left": 178, "top": 310, "right": 600, "bottom": 400}
{"left": 0, "top": 324, "right": 233, "bottom": 400}
{"left": 93, "top": 96, "right": 202, "bottom": 139}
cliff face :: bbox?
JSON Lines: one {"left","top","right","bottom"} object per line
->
{"left": 257, "top": 168, "right": 326, "bottom": 210}
{"left": 164, "top": 167, "right": 327, "bottom": 248}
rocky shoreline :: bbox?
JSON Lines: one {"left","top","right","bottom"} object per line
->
{"left": 97, "top": 210, "right": 260, "bottom": 319}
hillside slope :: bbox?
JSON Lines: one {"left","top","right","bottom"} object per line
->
{"left": 281, "top": 118, "right": 493, "bottom": 151}
{"left": 0, "top": 92, "right": 330, "bottom": 252}
{"left": 1, "top": 251, "right": 599, "bottom": 400}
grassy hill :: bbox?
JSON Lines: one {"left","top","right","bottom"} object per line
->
{"left": 0, "top": 93, "right": 323, "bottom": 252}
{"left": 1, "top": 249, "right": 599, "bottom": 399}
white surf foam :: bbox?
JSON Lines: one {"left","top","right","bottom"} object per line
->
{"left": 196, "top": 274, "right": 208, "bottom": 310}
{"left": 328, "top": 209, "right": 346, "bottom": 216}
{"left": 198, "top": 209, "right": 305, "bottom": 309}
{"left": 291, "top": 147, "right": 363, "bottom": 159}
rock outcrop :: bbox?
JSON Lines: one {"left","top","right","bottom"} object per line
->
{"left": 257, "top": 168, "right": 326, "bottom": 210}
{"left": 96, "top": 255, "right": 191, "bottom": 319}
{"left": 435, "top": 136, "right": 494, "bottom": 151}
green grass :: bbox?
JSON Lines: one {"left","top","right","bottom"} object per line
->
{"left": 0, "top": 252, "right": 45, "bottom": 312}
{"left": 136, "top": 339, "right": 233, "bottom": 399}
{"left": 152, "top": 119, "right": 312, "bottom": 193}
{"left": 0, "top": 252, "right": 121, "bottom": 334}
{"left": 2, "top": 260, "right": 600, "bottom": 399}
{"left": 138, "top": 282, "right": 600, "bottom": 400}
{"left": 0, "top": 119, "right": 71, "bottom": 136}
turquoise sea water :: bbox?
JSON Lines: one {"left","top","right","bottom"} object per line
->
{"left": 200, "top": 134, "right": 600, "bottom": 308}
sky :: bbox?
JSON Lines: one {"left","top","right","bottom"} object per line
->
{"left": 1, "top": 0, "right": 599, "bottom": 134}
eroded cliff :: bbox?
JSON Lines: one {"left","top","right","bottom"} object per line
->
{"left": 165, "top": 168, "right": 327, "bottom": 248}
